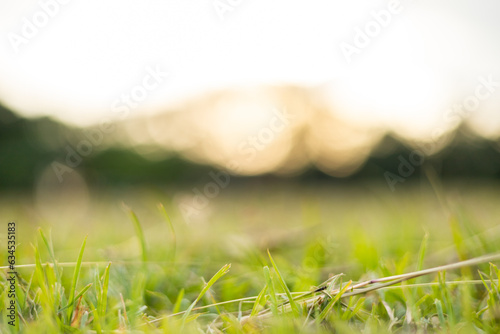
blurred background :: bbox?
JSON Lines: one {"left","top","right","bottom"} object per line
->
{"left": 1, "top": 0, "right": 500, "bottom": 237}
{"left": 3, "top": 4, "right": 500, "bottom": 330}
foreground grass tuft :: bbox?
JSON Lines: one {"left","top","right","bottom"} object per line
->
{"left": 2, "top": 188, "right": 500, "bottom": 333}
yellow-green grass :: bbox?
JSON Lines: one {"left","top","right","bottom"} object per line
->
{"left": 1, "top": 181, "right": 500, "bottom": 333}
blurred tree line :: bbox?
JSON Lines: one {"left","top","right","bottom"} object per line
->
{"left": 1, "top": 103, "right": 500, "bottom": 190}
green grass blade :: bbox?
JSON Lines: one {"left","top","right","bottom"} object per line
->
{"left": 318, "top": 280, "right": 352, "bottom": 321}
{"left": 417, "top": 231, "right": 428, "bottom": 271}
{"left": 99, "top": 262, "right": 112, "bottom": 318}
{"left": 23, "top": 271, "right": 35, "bottom": 310}
{"left": 93, "top": 267, "right": 102, "bottom": 305}
{"left": 32, "top": 243, "right": 53, "bottom": 309}
{"left": 44, "top": 262, "right": 58, "bottom": 306}
{"left": 67, "top": 235, "right": 87, "bottom": 321}
{"left": 58, "top": 283, "right": 93, "bottom": 314}
{"left": 267, "top": 250, "right": 300, "bottom": 317}
{"left": 180, "top": 264, "right": 231, "bottom": 328}
{"left": 183, "top": 313, "right": 202, "bottom": 325}
{"left": 478, "top": 270, "right": 492, "bottom": 293}
{"left": 344, "top": 297, "right": 366, "bottom": 321}
{"left": 263, "top": 266, "right": 278, "bottom": 316}
{"left": 158, "top": 203, "right": 176, "bottom": 262}
{"left": 124, "top": 204, "right": 148, "bottom": 263}
{"left": 72, "top": 283, "right": 93, "bottom": 306}
{"left": 435, "top": 299, "right": 446, "bottom": 329}
{"left": 38, "top": 228, "right": 60, "bottom": 282}
{"left": 87, "top": 298, "right": 102, "bottom": 334}
{"left": 250, "top": 284, "right": 268, "bottom": 317}
{"left": 438, "top": 272, "right": 455, "bottom": 326}
{"left": 173, "top": 288, "right": 185, "bottom": 314}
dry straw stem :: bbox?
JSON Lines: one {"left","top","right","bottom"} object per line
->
{"left": 131, "top": 252, "right": 500, "bottom": 331}
{"left": 237, "top": 252, "right": 500, "bottom": 323}
{"left": 150, "top": 252, "right": 500, "bottom": 329}
{"left": 151, "top": 253, "right": 500, "bottom": 323}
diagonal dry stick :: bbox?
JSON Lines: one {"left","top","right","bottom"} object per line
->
{"left": 344, "top": 252, "right": 500, "bottom": 293}
{"left": 143, "top": 252, "right": 500, "bottom": 327}
{"left": 239, "top": 252, "right": 500, "bottom": 323}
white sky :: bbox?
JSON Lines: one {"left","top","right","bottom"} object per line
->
{"left": 1, "top": 0, "right": 500, "bottom": 139}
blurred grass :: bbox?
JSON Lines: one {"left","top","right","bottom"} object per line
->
{"left": 1, "top": 181, "right": 500, "bottom": 332}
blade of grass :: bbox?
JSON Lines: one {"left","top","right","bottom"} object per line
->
{"left": 438, "top": 271, "right": 455, "bottom": 327}
{"left": 267, "top": 250, "right": 300, "bottom": 317}
{"left": 180, "top": 264, "right": 231, "bottom": 328}
{"left": 93, "top": 267, "right": 102, "bottom": 308}
{"left": 32, "top": 243, "right": 52, "bottom": 309}
{"left": 263, "top": 266, "right": 278, "bottom": 316}
{"left": 183, "top": 313, "right": 202, "bottom": 325}
{"left": 205, "top": 279, "right": 222, "bottom": 316}
{"left": 435, "top": 299, "right": 446, "bottom": 329}
{"left": 158, "top": 203, "right": 176, "bottom": 262}
{"left": 490, "top": 263, "right": 500, "bottom": 291}
{"left": 38, "top": 228, "right": 60, "bottom": 282}
{"left": 44, "top": 262, "right": 58, "bottom": 309}
{"left": 79, "top": 310, "right": 89, "bottom": 329}
{"left": 343, "top": 297, "right": 366, "bottom": 321}
{"left": 119, "top": 293, "right": 130, "bottom": 328}
{"left": 124, "top": 204, "right": 148, "bottom": 263}
{"left": 87, "top": 299, "right": 102, "bottom": 334}
{"left": 173, "top": 288, "right": 185, "bottom": 314}
{"left": 318, "top": 280, "right": 352, "bottom": 321}
{"left": 250, "top": 284, "right": 268, "bottom": 317}
{"left": 99, "top": 262, "right": 112, "bottom": 318}
{"left": 58, "top": 283, "right": 93, "bottom": 314}
{"left": 417, "top": 231, "right": 429, "bottom": 272}
{"left": 67, "top": 235, "right": 87, "bottom": 322}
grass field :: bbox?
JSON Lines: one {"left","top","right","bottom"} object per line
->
{"left": 1, "top": 181, "right": 500, "bottom": 333}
